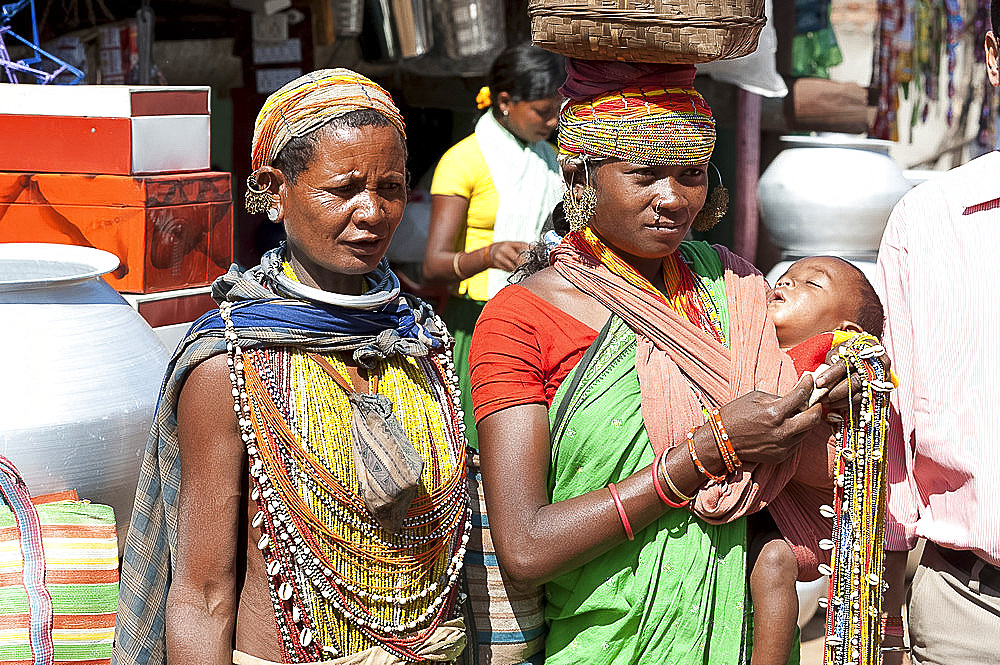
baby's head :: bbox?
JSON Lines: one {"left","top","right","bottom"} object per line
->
{"left": 767, "top": 256, "right": 884, "bottom": 350}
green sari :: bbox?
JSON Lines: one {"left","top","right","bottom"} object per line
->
{"left": 540, "top": 242, "right": 799, "bottom": 665}
{"left": 545, "top": 316, "right": 748, "bottom": 665}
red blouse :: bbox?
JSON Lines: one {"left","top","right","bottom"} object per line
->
{"left": 469, "top": 285, "right": 597, "bottom": 423}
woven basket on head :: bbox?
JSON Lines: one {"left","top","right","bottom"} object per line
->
{"left": 529, "top": 0, "right": 766, "bottom": 64}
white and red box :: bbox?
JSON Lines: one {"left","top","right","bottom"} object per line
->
{"left": 0, "top": 84, "right": 211, "bottom": 175}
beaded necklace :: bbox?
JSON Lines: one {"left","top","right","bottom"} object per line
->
{"left": 219, "top": 296, "right": 470, "bottom": 663}
{"left": 814, "top": 334, "right": 891, "bottom": 665}
{"left": 568, "top": 228, "right": 726, "bottom": 345}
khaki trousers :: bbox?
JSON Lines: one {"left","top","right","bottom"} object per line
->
{"left": 907, "top": 543, "right": 1000, "bottom": 665}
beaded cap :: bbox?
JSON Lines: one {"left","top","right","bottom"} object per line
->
{"left": 557, "top": 60, "right": 716, "bottom": 165}
{"left": 251, "top": 68, "right": 406, "bottom": 172}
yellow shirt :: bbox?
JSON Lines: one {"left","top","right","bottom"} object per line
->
{"left": 430, "top": 134, "right": 497, "bottom": 302}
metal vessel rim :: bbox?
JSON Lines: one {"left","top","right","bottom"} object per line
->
{"left": 779, "top": 134, "right": 894, "bottom": 151}
{"left": 0, "top": 243, "right": 120, "bottom": 289}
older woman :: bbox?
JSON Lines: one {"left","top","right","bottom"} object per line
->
{"left": 114, "top": 70, "right": 469, "bottom": 665}
{"left": 468, "top": 62, "right": 852, "bottom": 664}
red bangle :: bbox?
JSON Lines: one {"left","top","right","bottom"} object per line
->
{"left": 881, "top": 615, "right": 904, "bottom": 638}
{"left": 608, "top": 482, "right": 634, "bottom": 541}
{"left": 482, "top": 243, "right": 492, "bottom": 268}
{"left": 688, "top": 426, "right": 726, "bottom": 482}
{"left": 652, "top": 446, "right": 689, "bottom": 508}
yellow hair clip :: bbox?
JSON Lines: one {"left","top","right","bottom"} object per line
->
{"left": 476, "top": 86, "right": 491, "bottom": 110}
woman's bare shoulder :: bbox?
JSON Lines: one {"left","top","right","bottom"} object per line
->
{"left": 177, "top": 353, "right": 242, "bottom": 453}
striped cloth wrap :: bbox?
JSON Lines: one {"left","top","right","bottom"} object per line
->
{"left": 0, "top": 456, "right": 118, "bottom": 665}
{"left": 464, "top": 453, "right": 546, "bottom": 665}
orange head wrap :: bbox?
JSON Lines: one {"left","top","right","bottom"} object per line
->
{"left": 250, "top": 68, "right": 405, "bottom": 172}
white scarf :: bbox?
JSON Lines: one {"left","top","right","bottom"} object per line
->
{"left": 474, "top": 111, "right": 564, "bottom": 298}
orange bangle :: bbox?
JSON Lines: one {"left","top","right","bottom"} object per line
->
{"left": 708, "top": 409, "right": 741, "bottom": 474}
{"left": 482, "top": 243, "right": 492, "bottom": 269}
{"left": 608, "top": 482, "right": 634, "bottom": 540}
{"left": 688, "top": 426, "right": 726, "bottom": 482}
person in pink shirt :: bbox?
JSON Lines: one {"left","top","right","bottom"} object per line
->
{"left": 878, "top": 7, "right": 1000, "bottom": 663}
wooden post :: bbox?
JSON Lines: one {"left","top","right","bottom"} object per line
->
{"left": 734, "top": 88, "right": 762, "bottom": 262}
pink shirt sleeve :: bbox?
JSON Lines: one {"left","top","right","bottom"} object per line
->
{"left": 877, "top": 198, "right": 921, "bottom": 552}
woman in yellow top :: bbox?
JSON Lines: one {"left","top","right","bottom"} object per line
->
{"left": 423, "top": 43, "right": 565, "bottom": 446}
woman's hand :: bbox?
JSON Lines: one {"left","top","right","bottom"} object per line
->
{"left": 813, "top": 342, "right": 892, "bottom": 414}
{"left": 720, "top": 375, "right": 824, "bottom": 465}
{"left": 881, "top": 551, "right": 911, "bottom": 665}
{"left": 488, "top": 241, "right": 532, "bottom": 272}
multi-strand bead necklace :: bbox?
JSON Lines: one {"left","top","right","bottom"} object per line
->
{"left": 815, "top": 334, "right": 892, "bottom": 665}
{"left": 220, "top": 301, "right": 471, "bottom": 663}
{"left": 568, "top": 229, "right": 728, "bottom": 346}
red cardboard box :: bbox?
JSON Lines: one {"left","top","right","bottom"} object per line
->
{"left": 0, "top": 171, "right": 233, "bottom": 293}
{"left": 0, "top": 84, "right": 211, "bottom": 175}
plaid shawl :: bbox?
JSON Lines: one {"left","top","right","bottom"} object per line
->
{"left": 112, "top": 249, "right": 447, "bottom": 665}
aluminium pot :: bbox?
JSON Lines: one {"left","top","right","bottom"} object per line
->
{"left": 0, "top": 243, "right": 170, "bottom": 550}
{"left": 758, "top": 134, "right": 913, "bottom": 260}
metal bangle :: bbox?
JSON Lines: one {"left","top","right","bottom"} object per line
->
{"left": 453, "top": 252, "right": 465, "bottom": 279}
{"left": 659, "top": 453, "right": 694, "bottom": 502}
{"left": 880, "top": 646, "right": 911, "bottom": 653}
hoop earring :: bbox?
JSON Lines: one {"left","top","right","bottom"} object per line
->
{"left": 692, "top": 163, "right": 729, "bottom": 232}
{"left": 563, "top": 160, "right": 597, "bottom": 232}
{"left": 245, "top": 172, "right": 271, "bottom": 215}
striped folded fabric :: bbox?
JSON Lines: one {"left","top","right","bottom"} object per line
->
{"left": 465, "top": 455, "right": 546, "bottom": 665}
{"left": 0, "top": 501, "right": 118, "bottom": 665}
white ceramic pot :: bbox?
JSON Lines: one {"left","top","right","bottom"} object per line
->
{"left": 0, "top": 243, "right": 170, "bottom": 549}
{"left": 758, "top": 135, "right": 913, "bottom": 260}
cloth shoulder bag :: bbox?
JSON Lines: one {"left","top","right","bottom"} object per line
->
{"left": 462, "top": 318, "right": 613, "bottom": 664}
{"left": 0, "top": 455, "right": 118, "bottom": 665}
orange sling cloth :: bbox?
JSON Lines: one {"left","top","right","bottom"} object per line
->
{"left": 551, "top": 241, "right": 834, "bottom": 580}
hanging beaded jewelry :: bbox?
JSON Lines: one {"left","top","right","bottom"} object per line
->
{"left": 220, "top": 302, "right": 471, "bottom": 663}
{"left": 691, "top": 164, "right": 729, "bottom": 233}
{"left": 814, "top": 334, "right": 892, "bottom": 665}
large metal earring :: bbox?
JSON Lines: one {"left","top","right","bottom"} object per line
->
{"left": 563, "top": 160, "right": 597, "bottom": 232}
{"left": 692, "top": 163, "right": 729, "bottom": 232}
{"left": 245, "top": 172, "right": 271, "bottom": 215}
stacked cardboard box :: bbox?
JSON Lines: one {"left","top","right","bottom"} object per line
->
{"left": 0, "top": 84, "right": 233, "bottom": 303}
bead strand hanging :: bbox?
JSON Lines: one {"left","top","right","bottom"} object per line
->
{"left": 815, "top": 334, "right": 892, "bottom": 665}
